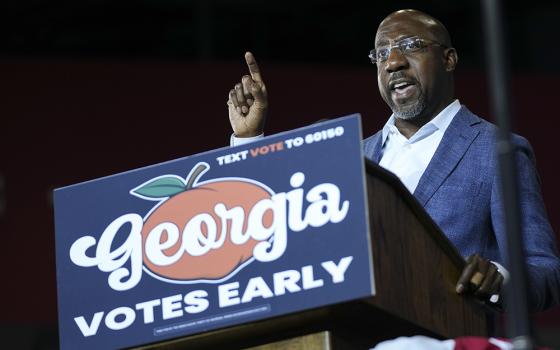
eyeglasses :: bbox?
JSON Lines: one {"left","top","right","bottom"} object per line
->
{"left": 369, "top": 37, "right": 446, "bottom": 64}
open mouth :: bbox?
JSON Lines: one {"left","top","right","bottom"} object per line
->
{"left": 392, "top": 81, "right": 413, "bottom": 92}
{"left": 390, "top": 79, "right": 417, "bottom": 99}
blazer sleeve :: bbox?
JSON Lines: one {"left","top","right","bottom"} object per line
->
{"left": 490, "top": 135, "right": 560, "bottom": 311}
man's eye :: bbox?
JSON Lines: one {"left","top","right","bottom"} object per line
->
{"left": 402, "top": 40, "right": 423, "bottom": 51}
{"left": 377, "top": 48, "right": 390, "bottom": 60}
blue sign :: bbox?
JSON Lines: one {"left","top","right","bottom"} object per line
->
{"left": 54, "top": 114, "right": 374, "bottom": 350}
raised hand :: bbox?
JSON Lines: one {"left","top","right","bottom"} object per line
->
{"left": 228, "top": 52, "right": 268, "bottom": 138}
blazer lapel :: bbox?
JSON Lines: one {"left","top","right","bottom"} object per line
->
{"left": 413, "top": 107, "right": 481, "bottom": 206}
{"left": 363, "top": 131, "right": 384, "bottom": 163}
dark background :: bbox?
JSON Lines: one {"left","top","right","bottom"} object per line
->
{"left": 0, "top": 1, "right": 559, "bottom": 349}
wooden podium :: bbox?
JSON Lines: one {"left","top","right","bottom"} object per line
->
{"left": 135, "top": 159, "right": 492, "bottom": 350}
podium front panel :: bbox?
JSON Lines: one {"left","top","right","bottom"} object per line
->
{"left": 54, "top": 115, "right": 374, "bottom": 350}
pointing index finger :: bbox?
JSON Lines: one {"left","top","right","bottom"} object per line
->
{"left": 245, "top": 51, "right": 263, "bottom": 83}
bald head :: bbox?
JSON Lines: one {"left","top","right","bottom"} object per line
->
{"left": 376, "top": 9, "right": 451, "bottom": 48}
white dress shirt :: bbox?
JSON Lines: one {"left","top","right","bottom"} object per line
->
{"left": 378, "top": 99, "right": 461, "bottom": 193}
{"left": 230, "top": 133, "right": 264, "bottom": 146}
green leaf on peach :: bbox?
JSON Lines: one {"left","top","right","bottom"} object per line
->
{"left": 132, "top": 177, "right": 186, "bottom": 198}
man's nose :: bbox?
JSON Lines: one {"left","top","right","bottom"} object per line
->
{"left": 384, "top": 48, "right": 409, "bottom": 73}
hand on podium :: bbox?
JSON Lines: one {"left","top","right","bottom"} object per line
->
{"left": 227, "top": 52, "right": 268, "bottom": 138}
{"left": 456, "top": 254, "right": 504, "bottom": 303}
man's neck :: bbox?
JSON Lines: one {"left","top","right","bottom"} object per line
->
{"left": 394, "top": 98, "right": 455, "bottom": 139}
{"left": 394, "top": 117, "right": 429, "bottom": 139}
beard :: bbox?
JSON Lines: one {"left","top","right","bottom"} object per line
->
{"left": 389, "top": 92, "right": 427, "bottom": 121}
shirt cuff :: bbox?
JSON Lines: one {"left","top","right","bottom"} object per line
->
{"left": 230, "top": 133, "right": 264, "bottom": 147}
{"left": 489, "top": 260, "right": 510, "bottom": 303}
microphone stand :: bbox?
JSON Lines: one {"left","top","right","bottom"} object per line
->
{"left": 481, "top": 1, "right": 534, "bottom": 349}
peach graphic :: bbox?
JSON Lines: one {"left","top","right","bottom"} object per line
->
{"left": 132, "top": 163, "right": 273, "bottom": 281}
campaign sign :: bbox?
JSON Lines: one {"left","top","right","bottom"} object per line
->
{"left": 54, "top": 114, "right": 374, "bottom": 350}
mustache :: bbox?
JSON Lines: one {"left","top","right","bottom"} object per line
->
{"left": 388, "top": 71, "right": 415, "bottom": 83}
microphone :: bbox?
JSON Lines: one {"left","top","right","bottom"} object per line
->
{"left": 313, "top": 118, "right": 330, "bottom": 125}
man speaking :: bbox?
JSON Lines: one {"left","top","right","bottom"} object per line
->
{"left": 226, "top": 9, "right": 560, "bottom": 311}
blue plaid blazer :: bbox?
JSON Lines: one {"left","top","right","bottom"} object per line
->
{"left": 363, "top": 106, "right": 560, "bottom": 311}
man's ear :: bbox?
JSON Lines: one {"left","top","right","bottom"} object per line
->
{"left": 444, "top": 47, "right": 458, "bottom": 72}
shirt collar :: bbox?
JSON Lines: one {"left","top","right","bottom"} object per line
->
{"left": 381, "top": 99, "right": 461, "bottom": 145}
